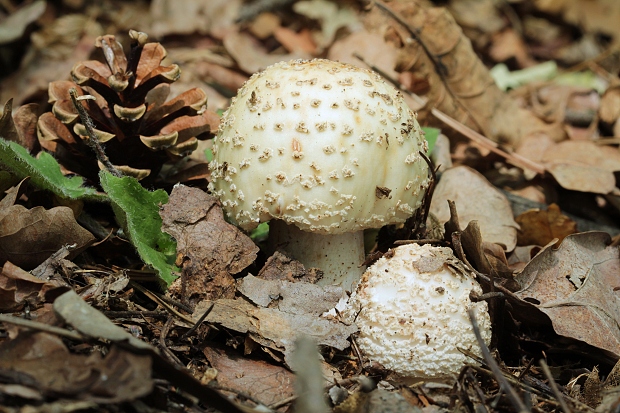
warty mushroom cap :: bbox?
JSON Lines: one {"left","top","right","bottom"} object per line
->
{"left": 343, "top": 243, "right": 492, "bottom": 379}
{"left": 208, "top": 59, "right": 430, "bottom": 234}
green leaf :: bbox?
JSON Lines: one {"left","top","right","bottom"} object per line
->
{"left": 490, "top": 61, "right": 557, "bottom": 91}
{"left": 249, "top": 221, "right": 269, "bottom": 242}
{"left": 204, "top": 148, "right": 213, "bottom": 162}
{"left": 0, "top": 138, "right": 107, "bottom": 202}
{"left": 99, "top": 171, "right": 178, "bottom": 286}
{"left": 421, "top": 127, "right": 439, "bottom": 155}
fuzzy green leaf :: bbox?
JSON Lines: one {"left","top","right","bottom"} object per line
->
{"left": 421, "top": 127, "right": 439, "bottom": 155}
{"left": 0, "top": 138, "right": 107, "bottom": 202}
{"left": 99, "top": 171, "right": 178, "bottom": 286}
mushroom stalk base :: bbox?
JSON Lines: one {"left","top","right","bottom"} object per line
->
{"left": 268, "top": 220, "right": 365, "bottom": 292}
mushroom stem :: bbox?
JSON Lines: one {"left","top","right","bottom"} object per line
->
{"left": 268, "top": 220, "right": 365, "bottom": 292}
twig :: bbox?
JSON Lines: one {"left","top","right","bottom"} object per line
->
{"left": 0, "top": 314, "right": 84, "bottom": 341}
{"left": 159, "top": 316, "right": 184, "bottom": 367}
{"left": 430, "top": 109, "right": 546, "bottom": 175}
{"left": 180, "top": 302, "right": 214, "bottom": 340}
{"left": 68, "top": 88, "right": 123, "bottom": 177}
{"left": 539, "top": 359, "right": 573, "bottom": 413}
{"left": 468, "top": 309, "right": 529, "bottom": 413}
{"left": 269, "top": 395, "right": 296, "bottom": 410}
{"left": 103, "top": 310, "right": 168, "bottom": 319}
{"left": 130, "top": 281, "right": 196, "bottom": 325}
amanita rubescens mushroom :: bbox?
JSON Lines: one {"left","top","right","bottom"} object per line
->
{"left": 208, "top": 59, "right": 430, "bottom": 291}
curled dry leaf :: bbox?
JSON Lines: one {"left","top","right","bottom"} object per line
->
{"left": 257, "top": 250, "right": 323, "bottom": 283}
{"left": 430, "top": 166, "right": 518, "bottom": 251}
{"left": 541, "top": 140, "right": 620, "bottom": 194}
{"left": 0, "top": 332, "right": 152, "bottom": 403}
{"left": 238, "top": 274, "right": 343, "bottom": 316}
{"left": 0, "top": 0, "right": 46, "bottom": 44}
{"left": 203, "top": 346, "right": 296, "bottom": 406}
{"left": 0, "top": 261, "right": 64, "bottom": 312}
{"left": 0, "top": 200, "right": 94, "bottom": 270}
{"left": 599, "top": 85, "right": 620, "bottom": 126}
{"left": 514, "top": 232, "right": 620, "bottom": 357}
{"left": 516, "top": 203, "right": 578, "bottom": 246}
{"left": 328, "top": 30, "right": 399, "bottom": 80}
{"left": 293, "top": 0, "right": 361, "bottom": 51}
{"left": 160, "top": 185, "right": 258, "bottom": 307}
{"left": 384, "top": 1, "right": 564, "bottom": 146}
{"left": 533, "top": 0, "right": 620, "bottom": 40}
{"left": 192, "top": 296, "right": 357, "bottom": 368}
{"left": 223, "top": 31, "right": 310, "bottom": 74}
{"left": 149, "top": 0, "right": 242, "bottom": 39}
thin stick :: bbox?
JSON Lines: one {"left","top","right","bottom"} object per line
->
{"left": 180, "top": 302, "right": 214, "bottom": 340}
{"left": 0, "top": 314, "right": 84, "bottom": 341}
{"left": 539, "top": 359, "right": 573, "bottom": 413}
{"left": 68, "top": 88, "right": 122, "bottom": 177}
{"left": 130, "top": 281, "right": 196, "bottom": 325}
{"left": 431, "top": 109, "right": 546, "bottom": 175}
{"left": 468, "top": 309, "right": 529, "bottom": 413}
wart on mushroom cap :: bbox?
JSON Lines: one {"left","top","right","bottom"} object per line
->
{"left": 208, "top": 59, "right": 430, "bottom": 290}
{"left": 343, "top": 243, "right": 492, "bottom": 380}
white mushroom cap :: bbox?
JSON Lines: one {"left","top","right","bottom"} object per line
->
{"left": 208, "top": 59, "right": 430, "bottom": 234}
{"left": 343, "top": 243, "right": 492, "bottom": 379}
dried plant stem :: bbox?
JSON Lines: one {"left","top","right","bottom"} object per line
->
{"left": 539, "top": 359, "right": 573, "bottom": 413}
{"left": 68, "top": 88, "right": 123, "bottom": 178}
{"left": 0, "top": 314, "right": 84, "bottom": 341}
{"left": 468, "top": 309, "right": 529, "bottom": 413}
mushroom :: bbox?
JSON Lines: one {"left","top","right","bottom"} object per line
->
{"left": 208, "top": 59, "right": 430, "bottom": 291}
{"left": 342, "top": 243, "right": 491, "bottom": 379}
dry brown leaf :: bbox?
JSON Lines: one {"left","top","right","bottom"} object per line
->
{"left": 383, "top": 1, "right": 564, "bottom": 146}
{"left": 516, "top": 203, "right": 578, "bottom": 247}
{"left": 489, "top": 29, "right": 537, "bottom": 68}
{"left": 238, "top": 274, "right": 343, "bottom": 316}
{"left": 0, "top": 15, "right": 101, "bottom": 106}
{"left": 273, "top": 27, "right": 317, "bottom": 55}
{"left": 10, "top": 103, "right": 39, "bottom": 152}
{"left": 257, "top": 250, "right": 322, "bottom": 283}
{"left": 430, "top": 166, "right": 518, "bottom": 251}
{"left": 541, "top": 140, "right": 620, "bottom": 194}
{"left": 0, "top": 332, "right": 152, "bottom": 402}
{"left": 0, "top": 100, "right": 20, "bottom": 144}
{"left": 511, "top": 83, "right": 591, "bottom": 125}
{"left": 192, "top": 298, "right": 356, "bottom": 367}
{"left": 0, "top": 261, "right": 63, "bottom": 312}
{"left": 328, "top": 30, "right": 399, "bottom": 80}
{"left": 203, "top": 346, "right": 296, "bottom": 406}
{"left": 599, "top": 85, "right": 620, "bottom": 128}
{"left": 448, "top": 0, "right": 505, "bottom": 35}
{"left": 0, "top": 0, "right": 46, "bottom": 44}
{"left": 223, "top": 31, "right": 309, "bottom": 74}
{"left": 149, "top": 0, "right": 241, "bottom": 39}
{"left": 0, "top": 202, "right": 94, "bottom": 270}
{"left": 514, "top": 232, "right": 620, "bottom": 357}
{"left": 184, "top": 61, "right": 248, "bottom": 100}
{"left": 248, "top": 12, "right": 281, "bottom": 39}
{"left": 534, "top": 0, "right": 620, "bottom": 40}
{"left": 160, "top": 185, "right": 258, "bottom": 307}
{"left": 293, "top": 0, "right": 361, "bottom": 51}
{"left": 0, "top": 99, "right": 38, "bottom": 151}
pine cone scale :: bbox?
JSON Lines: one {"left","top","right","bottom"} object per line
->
{"left": 36, "top": 30, "right": 217, "bottom": 183}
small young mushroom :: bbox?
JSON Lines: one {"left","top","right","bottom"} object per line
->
{"left": 342, "top": 243, "right": 491, "bottom": 379}
{"left": 208, "top": 59, "right": 430, "bottom": 291}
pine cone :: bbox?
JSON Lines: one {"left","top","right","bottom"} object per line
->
{"left": 37, "top": 30, "right": 218, "bottom": 182}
